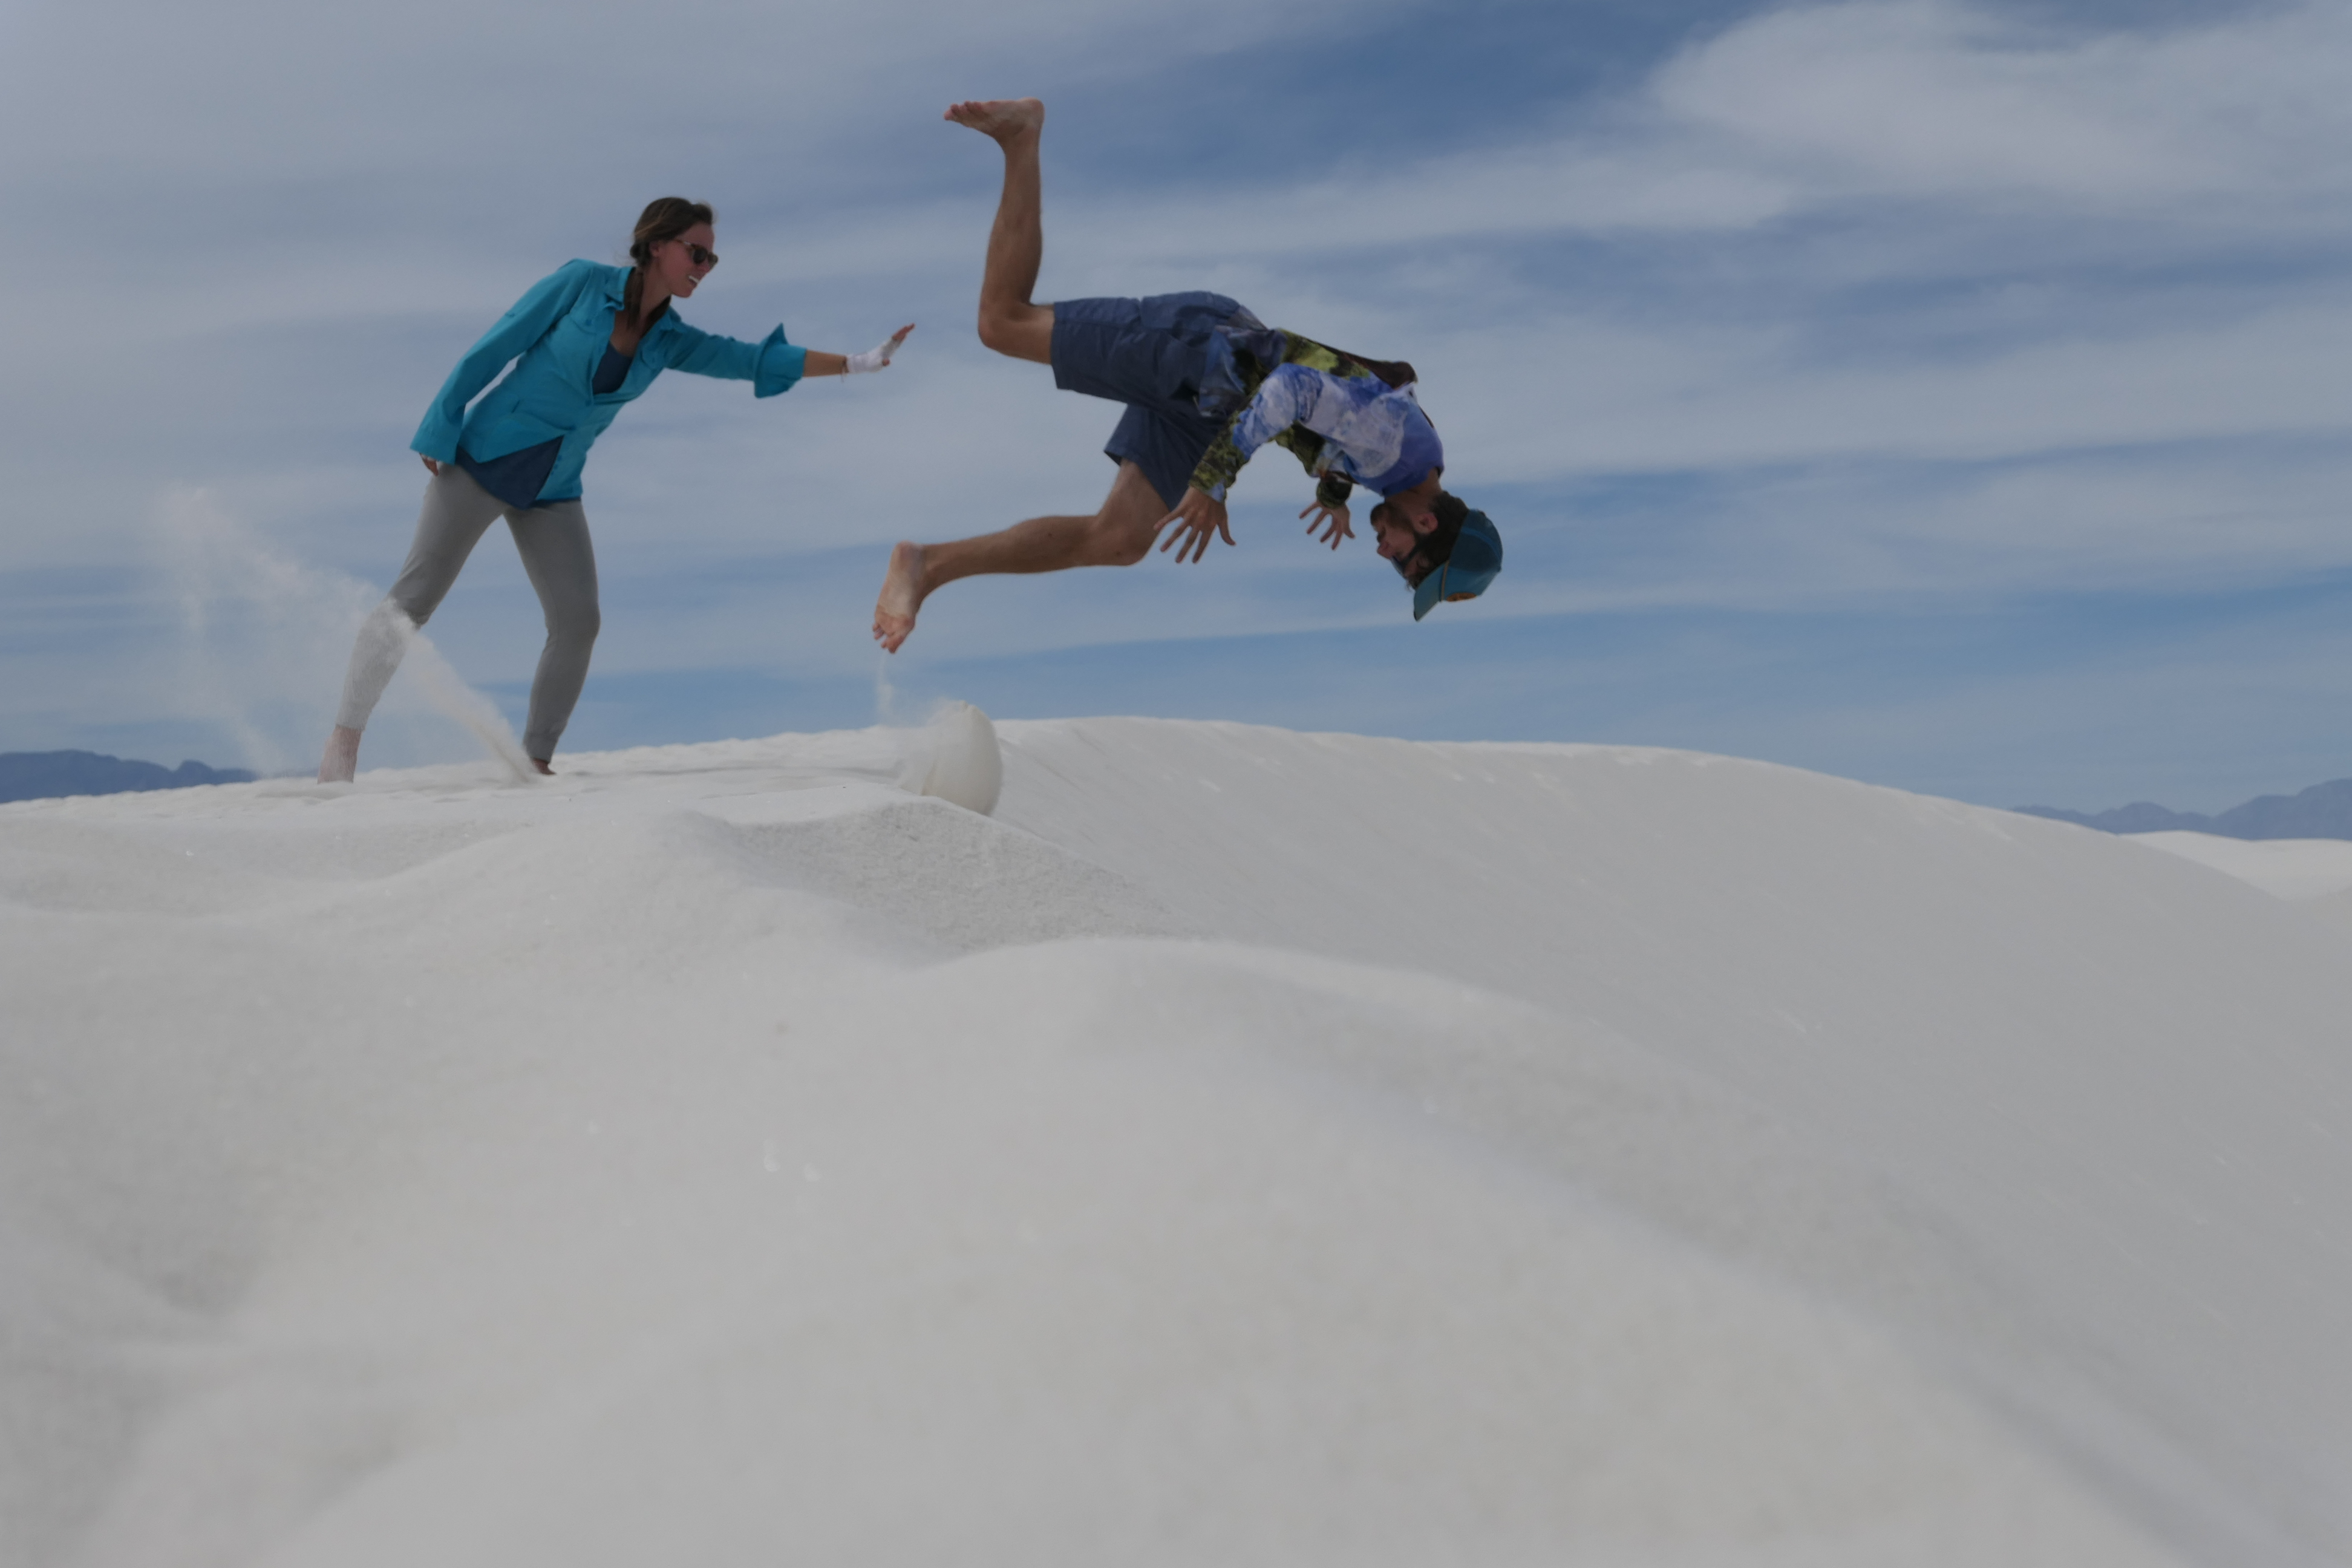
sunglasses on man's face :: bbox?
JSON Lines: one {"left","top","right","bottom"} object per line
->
{"left": 675, "top": 241, "right": 717, "bottom": 269}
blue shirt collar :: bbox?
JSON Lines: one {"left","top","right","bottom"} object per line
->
{"left": 597, "top": 263, "right": 679, "bottom": 339}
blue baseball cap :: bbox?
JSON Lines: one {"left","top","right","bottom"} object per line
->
{"left": 1412, "top": 509, "right": 1501, "bottom": 621}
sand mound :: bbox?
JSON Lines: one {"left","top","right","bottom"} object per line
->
{"left": 6, "top": 718, "right": 2349, "bottom": 1566}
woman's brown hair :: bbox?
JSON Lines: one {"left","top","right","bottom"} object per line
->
{"left": 621, "top": 197, "right": 715, "bottom": 330}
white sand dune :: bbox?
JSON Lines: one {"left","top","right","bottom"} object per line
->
{"left": 4, "top": 718, "right": 2348, "bottom": 1567}
{"left": 2129, "top": 828, "right": 2352, "bottom": 903}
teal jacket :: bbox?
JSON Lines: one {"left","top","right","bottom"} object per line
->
{"left": 410, "top": 260, "right": 808, "bottom": 501}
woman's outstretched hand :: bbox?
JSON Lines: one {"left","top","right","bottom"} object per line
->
{"left": 845, "top": 324, "right": 915, "bottom": 374}
{"left": 419, "top": 456, "right": 443, "bottom": 476}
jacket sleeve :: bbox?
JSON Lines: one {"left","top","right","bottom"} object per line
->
{"left": 1272, "top": 429, "right": 1350, "bottom": 503}
{"left": 411, "top": 261, "right": 599, "bottom": 462}
{"left": 1312, "top": 469, "right": 1355, "bottom": 510}
{"left": 659, "top": 321, "right": 808, "bottom": 396}
{"left": 1189, "top": 364, "right": 1324, "bottom": 501}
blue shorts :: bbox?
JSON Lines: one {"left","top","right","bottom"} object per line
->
{"left": 1050, "top": 292, "right": 1252, "bottom": 508}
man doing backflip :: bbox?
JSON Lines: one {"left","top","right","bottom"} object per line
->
{"left": 871, "top": 98, "right": 1500, "bottom": 653}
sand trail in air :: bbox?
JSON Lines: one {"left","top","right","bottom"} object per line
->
{"left": 153, "top": 485, "right": 542, "bottom": 782}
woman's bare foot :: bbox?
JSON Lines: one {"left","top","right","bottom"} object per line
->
{"left": 873, "top": 542, "right": 929, "bottom": 653}
{"left": 318, "top": 725, "right": 361, "bottom": 783}
{"left": 530, "top": 758, "right": 555, "bottom": 776}
{"left": 944, "top": 98, "right": 1044, "bottom": 143}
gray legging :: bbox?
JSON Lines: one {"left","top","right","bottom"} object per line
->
{"left": 334, "top": 465, "right": 600, "bottom": 759}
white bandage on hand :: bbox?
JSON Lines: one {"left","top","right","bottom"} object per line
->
{"left": 844, "top": 333, "right": 904, "bottom": 374}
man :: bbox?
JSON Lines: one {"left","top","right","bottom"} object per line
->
{"left": 871, "top": 97, "right": 1500, "bottom": 653}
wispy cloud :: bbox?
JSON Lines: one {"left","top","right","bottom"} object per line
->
{"left": 1656, "top": 1, "right": 2352, "bottom": 211}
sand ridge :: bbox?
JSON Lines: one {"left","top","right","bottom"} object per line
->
{"left": 6, "top": 717, "right": 2350, "bottom": 1565}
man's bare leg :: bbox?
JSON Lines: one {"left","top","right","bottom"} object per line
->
{"left": 873, "top": 98, "right": 1204, "bottom": 650}
{"left": 875, "top": 463, "right": 1167, "bottom": 652}
{"left": 873, "top": 94, "right": 1085, "bottom": 652}
{"left": 945, "top": 97, "right": 1053, "bottom": 364}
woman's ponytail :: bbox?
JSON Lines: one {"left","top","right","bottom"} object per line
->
{"left": 622, "top": 197, "right": 715, "bottom": 330}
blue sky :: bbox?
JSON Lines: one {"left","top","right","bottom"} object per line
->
{"left": 2, "top": 0, "right": 2348, "bottom": 811}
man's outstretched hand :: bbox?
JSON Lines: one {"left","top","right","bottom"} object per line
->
{"left": 1158, "top": 487, "right": 1233, "bottom": 564}
{"left": 1301, "top": 500, "right": 1351, "bottom": 549}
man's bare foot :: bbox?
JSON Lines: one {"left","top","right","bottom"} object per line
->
{"left": 530, "top": 758, "right": 555, "bottom": 776}
{"left": 873, "top": 541, "right": 929, "bottom": 654}
{"left": 944, "top": 98, "right": 1044, "bottom": 143}
{"left": 318, "top": 725, "right": 360, "bottom": 783}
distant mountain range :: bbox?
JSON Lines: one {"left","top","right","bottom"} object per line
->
{"left": 8, "top": 744, "right": 2348, "bottom": 842}
{"left": 0, "top": 750, "right": 257, "bottom": 805}
{"left": 2016, "top": 778, "right": 2352, "bottom": 841}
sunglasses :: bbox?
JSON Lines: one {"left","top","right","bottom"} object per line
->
{"left": 673, "top": 240, "right": 718, "bottom": 269}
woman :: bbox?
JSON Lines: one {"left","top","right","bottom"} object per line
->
{"left": 319, "top": 197, "right": 912, "bottom": 782}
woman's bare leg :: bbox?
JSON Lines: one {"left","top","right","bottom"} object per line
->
{"left": 946, "top": 98, "right": 1053, "bottom": 364}
{"left": 874, "top": 462, "right": 1166, "bottom": 652}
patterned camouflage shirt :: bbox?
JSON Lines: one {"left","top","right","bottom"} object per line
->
{"left": 1187, "top": 329, "right": 1436, "bottom": 507}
